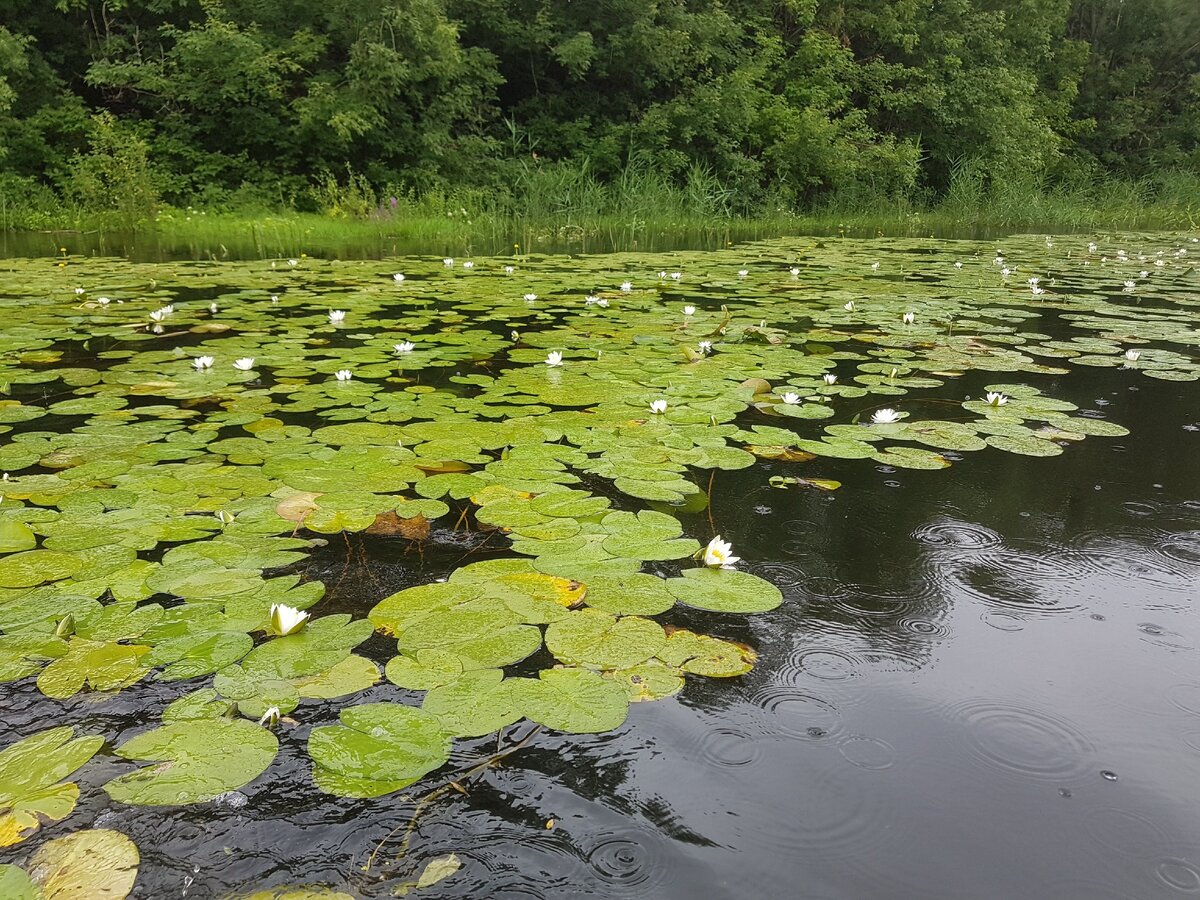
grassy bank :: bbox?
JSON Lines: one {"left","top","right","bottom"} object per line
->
{"left": 3, "top": 166, "right": 1198, "bottom": 259}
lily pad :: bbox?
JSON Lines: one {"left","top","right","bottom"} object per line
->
{"left": 26, "top": 829, "right": 139, "bottom": 900}
{"left": 0, "top": 727, "right": 103, "bottom": 848}
{"left": 666, "top": 568, "right": 783, "bottom": 613}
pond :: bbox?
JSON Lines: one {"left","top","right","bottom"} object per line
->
{"left": 0, "top": 232, "right": 1198, "bottom": 899}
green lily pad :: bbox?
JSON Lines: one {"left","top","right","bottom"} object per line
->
{"left": 26, "top": 829, "right": 139, "bottom": 900}
{"left": 0, "top": 726, "right": 103, "bottom": 848}
{"left": 507, "top": 667, "right": 629, "bottom": 733}
{"left": 666, "top": 567, "right": 783, "bottom": 613}
{"left": 545, "top": 609, "right": 667, "bottom": 669}
{"left": 103, "top": 718, "right": 278, "bottom": 805}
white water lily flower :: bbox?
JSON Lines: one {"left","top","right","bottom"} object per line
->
{"left": 394, "top": 341, "right": 415, "bottom": 353}
{"left": 993, "top": 256, "right": 1005, "bottom": 265}
{"left": 671, "top": 272, "right": 682, "bottom": 280}
{"left": 1028, "top": 277, "right": 1040, "bottom": 286}
{"left": 545, "top": 351, "right": 563, "bottom": 367}
{"left": 269, "top": 603, "right": 310, "bottom": 636}
{"left": 259, "top": 706, "right": 281, "bottom": 728}
{"left": 270, "top": 294, "right": 280, "bottom": 304}
{"left": 1155, "top": 259, "right": 1166, "bottom": 267}
{"left": 986, "top": 392, "right": 1008, "bottom": 406}
{"left": 789, "top": 267, "right": 800, "bottom": 276}
{"left": 149, "top": 309, "right": 167, "bottom": 322}
{"left": 597, "top": 298, "right": 609, "bottom": 307}
{"left": 1139, "top": 270, "right": 1149, "bottom": 278}
{"left": 504, "top": 265, "right": 515, "bottom": 274}
{"left": 658, "top": 271, "right": 668, "bottom": 279}
{"left": 703, "top": 535, "right": 740, "bottom": 568}
{"left": 843, "top": 300, "right": 855, "bottom": 311}
{"left": 584, "top": 295, "right": 600, "bottom": 305}
{"left": 620, "top": 281, "right": 633, "bottom": 292}
{"left": 902, "top": 312, "right": 915, "bottom": 324}
{"left": 328, "top": 310, "right": 346, "bottom": 325}
{"left": 954, "top": 261, "right": 963, "bottom": 269}
{"left": 738, "top": 269, "right": 749, "bottom": 277}
{"left": 524, "top": 293, "right": 537, "bottom": 302}
{"left": 698, "top": 340, "right": 713, "bottom": 353}
{"left": 823, "top": 373, "right": 837, "bottom": 385}
{"left": 193, "top": 356, "right": 214, "bottom": 370}
{"left": 683, "top": 305, "right": 696, "bottom": 316}
{"left": 443, "top": 257, "right": 454, "bottom": 266}
{"left": 871, "top": 262, "right": 880, "bottom": 271}
{"left": 74, "top": 287, "right": 85, "bottom": 295}
{"left": 871, "top": 408, "right": 901, "bottom": 424}
{"left": 781, "top": 392, "right": 801, "bottom": 405}
{"left": 462, "top": 261, "right": 474, "bottom": 269}
{"left": 209, "top": 302, "right": 218, "bottom": 313}
{"left": 650, "top": 399, "right": 668, "bottom": 414}
{"left": 1087, "top": 242, "right": 1098, "bottom": 253}
{"left": 393, "top": 273, "right": 405, "bottom": 282}
{"left": 1031, "top": 284, "right": 1045, "bottom": 295}
{"left": 287, "top": 258, "right": 299, "bottom": 266}
{"left": 96, "top": 296, "right": 111, "bottom": 305}
{"left": 1122, "top": 280, "right": 1136, "bottom": 291}
{"left": 233, "top": 357, "right": 255, "bottom": 371}
{"left": 334, "top": 369, "right": 353, "bottom": 381}
{"left": 1124, "top": 349, "right": 1140, "bottom": 361}
{"left": 1001, "top": 267, "right": 1011, "bottom": 277}
{"left": 511, "top": 330, "right": 520, "bottom": 341}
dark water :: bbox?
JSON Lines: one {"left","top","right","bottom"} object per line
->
{"left": 4, "top": 344, "right": 1198, "bottom": 899}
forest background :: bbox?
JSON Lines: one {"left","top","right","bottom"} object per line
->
{"left": 0, "top": 0, "right": 1196, "bottom": 237}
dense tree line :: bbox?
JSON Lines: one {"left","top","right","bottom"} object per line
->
{"left": 0, "top": 0, "right": 1196, "bottom": 214}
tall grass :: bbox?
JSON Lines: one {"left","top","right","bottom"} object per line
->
{"left": 4, "top": 157, "right": 1197, "bottom": 260}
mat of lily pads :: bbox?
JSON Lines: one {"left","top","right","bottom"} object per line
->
{"left": 0, "top": 232, "right": 1196, "bottom": 896}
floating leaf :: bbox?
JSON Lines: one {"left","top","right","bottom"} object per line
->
{"left": 26, "top": 829, "right": 139, "bottom": 900}
{"left": 666, "top": 568, "right": 783, "bottom": 613}
{"left": 0, "top": 727, "right": 102, "bottom": 848}
{"left": 395, "top": 853, "right": 462, "bottom": 897}
{"left": 545, "top": 609, "right": 666, "bottom": 669}
{"left": 103, "top": 719, "right": 278, "bottom": 805}
{"left": 507, "top": 667, "right": 629, "bottom": 733}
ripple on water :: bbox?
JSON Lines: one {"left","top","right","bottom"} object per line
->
{"left": 1166, "top": 683, "right": 1200, "bottom": 717}
{"left": 1085, "top": 807, "right": 1170, "bottom": 858}
{"left": 949, "top": 699, "right": 1095, "bottom": 782}
{"left": 585, "top": 832, "right": 666, "bottom": 895}
{"left": 912, "top": 518, "right": 1003, "bottom": 550}
{"left": 1063, "top": 529, "right": 1199, "bottom": 587}
{"left": 1159, "top": 531, "right": 1200, "bottom": 566}
{"left": 696, "top": 727, "right": 763, "bottom": 768}
{"left": 837, "top": 735, "right": 897, "bottom": 770}
{"left": 1154, "top": 856, "right": 1200, "bottom": 893}
{"left": 750, "top": 561, "right": 808, "bottom": 598}
{"left": 749, "top": 763, "right": 897, "bottom": 861}
{"left": 897, "top": 614, "right": 951, "bottom": 639}
{"left": 941, "top": 550, "right": 1086, "bottom": 617}
{"left": 751, "top": 686, "right": 844, "bottom": 741}
{"left": 791, "top": 647, "right": 862, "bottom": 681}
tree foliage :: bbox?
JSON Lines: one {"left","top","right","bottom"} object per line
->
{"left": 0, "top": 0, "right": 1194, "bottom": 210}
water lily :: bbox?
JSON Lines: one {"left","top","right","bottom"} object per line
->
{"left": 270, "top": 294, "right": 279, "bottom": 304}
{"left": 1001, "top": 267, "right": 1011, "bottom": 277}
{"left": 993, "top": 256, "right": 1005, "bottom": 265}
{"left": 670, "top": 272, "right": 682, "bottom": 280}
{"left": 1031, "top": 284, "right": 1045, "bottom": 295}
{"left": 597, "top": 298, "right": 610, "bottom": 307}
{"left": 737, "top": 269, "right": 749, "bottom": 277}
{"left": 902, "top": 311, "right": 915, "bottom": 324}
{"left": 524, "top": 293, "right": 538, "bottom": 302}
{"left": 209, "top": 302, "right": 218, "bottom": 313}
{"left": 334, "top": 369, "right": 353, "bottom": 381}
{"left": 871, "top": 408, "right": 901, "bottom": 424}
{"left": 823, "top": 373, "right": 837, "bottom": 385}
{"left": 658, "top": 271, "right": 668, "bottom": 279}
{"left": 703, "top": 535, "right": 740, "bottom": 568}
{"left": 233, "top": 357, "right": 255, "bottom": 371}
{"left": 259, "top": 706, "right": 281, "bottom": 728}
{"left": 269, "top": 603, "right": 309, "bottom": 636}
{"left": 1088, "top": 242, "right": 1098, "bottom": 253}
{"left": 394, "top": 341, "right": 415, "bottom": 353}
{"left": 650, "top": 399, "right": 668, "bottom": 414}
{"left": 1124, "top": 349, "right": 1140, "bottom": 361}
{"left": 620, "top": 281, "right": 633, "bottom": 292}
{"left": 443, "top": 257, "right": 454, "bottom": 266}
{"left": 871, "top": 262, "right": 880, "bottom": 271}
{"left": 462, "top": 261, "right": 474, "bottom": 269}
{"left": 545, "top": 351, "right": 563, "bottom": 367}
{"left": 287, "top": 258, "right": 298, "bottom": 266}
{"left": 511, "top": 330, "right": 520, "bottom": 341}
{"left": 1122, "top": 280, "right": 1136, "bottom": 292}
{"left": 986, "top": 392, "right": 1008, "bottom": 406}
{"left": 683, "top": 305, "right": 696, "bottom": 316}
{"left": 781, "top": 392, "right": 801, "bottom": 405}
{"left": 698, "top": 340, "right": 713, "bottom": 353}
{"left": 328, "top": 310, "right": 346, "bottom": 325}
{"left": 96, "top": 296, "right": 111, "bottom": 305}
{"left": 954, "top": 261, "right": 963, "bottom": 269}
{"left": 393, "top": 273, "right": 405, "bottom": 282}
{"left": 149, "top": 309, "right": 168, "bottom": 322}
{"left": 843, "top": 300, "right": 855, "bottom": 311}
{"left": 789, "top": 267, "right": 800, "bottom": 276}
{"left": 74, "top": 287, "right": 85, "bottom": 295}
{"left": 504, "top": 265, "right": 515, "bottom": 274}
{"left": 193, "top": 356, "right": 214, "bottom": 370}
{"left": 584, "top": 295, "right": 600, "bottom": 305}
{"left": 1028, "top": 277, "right": 1040, "bottom": 287}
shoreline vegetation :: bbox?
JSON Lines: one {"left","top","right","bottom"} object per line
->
{"left": 3, "top": 168, "right": 1198, "bottom": 259}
